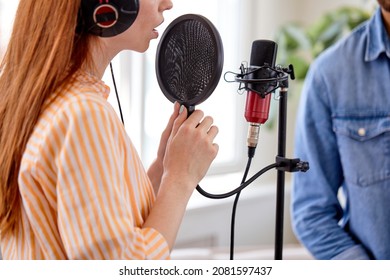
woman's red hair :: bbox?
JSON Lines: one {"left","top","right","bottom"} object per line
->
{"left": 0, "top": 0, "right": 96, "bottom": 235}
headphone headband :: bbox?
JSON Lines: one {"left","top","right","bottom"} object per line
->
{"left": 78, "top": 0, "right": 139, "bottom": 37}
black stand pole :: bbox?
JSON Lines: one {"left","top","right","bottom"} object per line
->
{"left": 274, "top": 87, "right": 288, "bottom": 260}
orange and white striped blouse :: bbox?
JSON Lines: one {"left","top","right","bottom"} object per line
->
{"left": 1, "top": 71, "right": 170, "bottom": 259}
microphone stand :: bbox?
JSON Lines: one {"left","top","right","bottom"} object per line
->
{"left": 273, "top": 68, "right": 308, "bottom": 259}
{"left": 198, "top": 65, "right": 309, "bottom": 260}
{"left": 274, "top": 86, "right": 288, "bottom": 260}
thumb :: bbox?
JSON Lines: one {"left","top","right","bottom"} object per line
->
{"left": 171, "top": 105, "right": 188, "bottom": 135}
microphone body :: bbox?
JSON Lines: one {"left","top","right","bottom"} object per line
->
{"left": 245, "top": 91, "right": 271, "bottom": 124}
{"left": 245, "top": 40, "right": 277, "bottom": 148}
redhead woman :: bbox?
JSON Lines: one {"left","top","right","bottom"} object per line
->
{"left": 0, "top": 0, "right": 219, "bottom": 259}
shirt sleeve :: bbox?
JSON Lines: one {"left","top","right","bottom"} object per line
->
{"left": 291, "top": 59, "right": 371, "bottom": 260}
{"left": 53, "top": 97, "right": 170, "bottom": 259}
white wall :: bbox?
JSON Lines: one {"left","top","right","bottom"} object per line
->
{"left": 253, "top": 0, "right": 368, "bottom": 37}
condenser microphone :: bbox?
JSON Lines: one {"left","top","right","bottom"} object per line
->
{"left": 245, "top": 40, "right": 277, "bottom": 149}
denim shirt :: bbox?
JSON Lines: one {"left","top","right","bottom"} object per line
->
{"left": 292, "top": 7, "right": 390, "bottom": 260}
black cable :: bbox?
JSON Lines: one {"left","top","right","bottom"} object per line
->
{"left": 196, "top": 153, "right": 277, "bottom": 260}
{"left": 196, "top": 147, "right": 278, "bottom": 260}
{"left": 110, "top": 62, "right": 125, "bottom": 125}
{"left": 230, "top": 155, "right": 253, "bottom": 260}
{"left": 196, "top": 162, "right": 277, "bottom": 199}
{"left": 230, "top": 191, "right": 241, "bottom": 260}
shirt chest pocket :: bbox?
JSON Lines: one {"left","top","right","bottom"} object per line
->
{"left": 332, "top": 116, "right": 390, "bottom": 187}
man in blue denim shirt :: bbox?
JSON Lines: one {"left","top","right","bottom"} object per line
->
{"left": 292, "top": 2, "right": 390, "bottom": 259}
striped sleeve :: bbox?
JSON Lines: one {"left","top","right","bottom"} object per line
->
{"left": 51, "top": 94, "right": 170, "bottom": 259}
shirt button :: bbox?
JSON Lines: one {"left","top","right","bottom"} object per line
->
{"left": 358, "top": 128, "right": 366, "bottom": 136}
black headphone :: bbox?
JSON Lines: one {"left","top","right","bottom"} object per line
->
{"left": 78, "top": 0, "right": 139, "bottom": 37}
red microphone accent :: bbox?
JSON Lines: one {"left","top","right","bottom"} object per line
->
{"left": 245, "top": 90, "right": 271, "bottom": 124}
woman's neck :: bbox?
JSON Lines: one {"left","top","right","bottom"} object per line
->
{"left": 87, "top": 39, "right": 118, "bottom": 79}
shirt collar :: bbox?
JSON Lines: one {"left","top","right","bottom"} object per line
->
{"left": 365, "top": 7, "right": 390, "bottom": 61}
{"left": 77, "top": 70, "right": 111, "bottom": 99}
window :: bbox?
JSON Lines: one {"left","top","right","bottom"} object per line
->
{"left": 0, "top": 1, "right": 18, "bottom": 56}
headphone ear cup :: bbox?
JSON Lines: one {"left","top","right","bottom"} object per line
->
{"left": 93, "top": 4, "right": 120, "bottom": 30}
{"left": 79, "top": 0, "right": 139, "bottom": 37}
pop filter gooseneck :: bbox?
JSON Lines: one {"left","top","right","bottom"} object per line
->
{"left": 155, "top": 14, "right": 224, "bottom": 113}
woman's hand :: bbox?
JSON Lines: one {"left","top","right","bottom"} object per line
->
{"left": 148, "top": 102, "right": 219, "bottom": 195}
{"left": 161, "top": 105, "right": 219, "bottom": 194}
{"left": 144, "top": 103, "right": 219, "bottom": 250}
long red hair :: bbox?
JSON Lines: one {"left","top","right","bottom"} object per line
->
{"left": 0, "top": 0, "right": 96, "bottom": 235}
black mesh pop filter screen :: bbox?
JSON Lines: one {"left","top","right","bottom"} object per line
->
{"left": 155, "top": 14, "right": 224, "bottom": 110}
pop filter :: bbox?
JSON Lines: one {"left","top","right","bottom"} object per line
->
{"left": 155, "top": 14, "right": 224, "bottom": 113}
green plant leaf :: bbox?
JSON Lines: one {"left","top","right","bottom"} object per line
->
{"left": 276, "top": 5, "right": 374, "bottom": 80}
